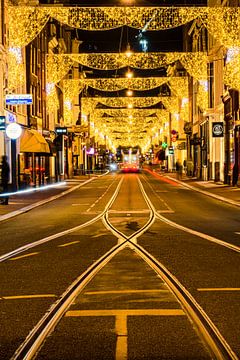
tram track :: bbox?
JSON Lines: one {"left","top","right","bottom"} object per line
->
{"left": 10, "top": 175, "right": 238, "bottom": 360}
{"left": 140, "top": 173, "right": 240, "bottom": 254}
{"left": 2, "top": 172, "right": 239, "bottom": 264}
{"left": 0, "top": 177, "right": 123, "bottom": 263}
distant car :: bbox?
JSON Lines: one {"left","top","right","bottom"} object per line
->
{"left": 109, "top": 163, "right": 118, "bottom": 171}
{"left": 105, "top": 163, "right": 118, "bottom": 171}
{"left": 121, "top": 163, "right": 140, "bottom": 173}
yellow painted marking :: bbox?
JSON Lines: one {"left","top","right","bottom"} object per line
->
{"left": 2, "top": 294, "right": 56, "bottom": 300}
{"left": 65, "top": 309, "right": 184, "bottom": 317}
{"left": 9, "top": 252, "right": 39, "bottom": 261}
{"left": 115, "top": 315, "right": 128, "bottom": 360}
{"left": 198, "top": 288, "right": 240, "bottom": 292}
{"left": 116, "top": 315, "right": 127, "bottom": 336}
{"left": 116, "top": 336, "right": 127, "bottom": 360}
{"left": 84, "top": 289, "right": 169, "bottom": 295}
{"left": 72, "top": 203, "right": 90, "bottom": 206}
{"left": 58, "top": 241, "right": 80, "bottom": 247}
{"left": 109, "top": 210, "right": 149, "bottom": 214}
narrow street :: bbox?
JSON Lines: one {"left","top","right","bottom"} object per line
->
{"left": 1, "top": 1, "right": 240, "bottom": 359}
{"left": 0, "top": 171, "right": 239, "bottom": 359}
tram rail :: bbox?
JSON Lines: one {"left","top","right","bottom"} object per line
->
{"left": 10, "top": 175, "right": 238, "bottom": 360}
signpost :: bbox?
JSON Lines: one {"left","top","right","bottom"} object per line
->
{"left": 5, "top": 94, "right": 33, "bottom": 105}
{"left": 55, "top": 127, "right": 68, "bottom": 179}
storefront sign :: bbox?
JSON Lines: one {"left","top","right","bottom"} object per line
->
{"left": 6, "top": 123, "right": 22, "bottom": 139}
{"left": 5, "top": 94, "right": 33, "bottom": 105}
{"left": 56, "top": 127, "right": 68, "bottom": 135}
{"left": 212, "top": 122, "right": 224, "bottom": 137}
{"left": 183, "top": 122, "right": 192, "bottom": 135}
{"left": 86, "top": 147, "right": 94, "bottom": 155}
{"left": 0, "top": 116, "right": 5, "bottom": 131}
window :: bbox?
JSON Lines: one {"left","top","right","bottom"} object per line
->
{"left": 208, "top": 62, "right": 214, "bottom": 108}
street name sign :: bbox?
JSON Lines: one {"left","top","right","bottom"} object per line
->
{"left": 5, "top": 94, "right": 33, "bottom": 105}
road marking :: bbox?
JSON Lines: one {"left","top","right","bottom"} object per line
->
{"left": 145, "top": 169, "right": 179, "bottom": 186}
{"left": 65, "top": 309, "right": 185, "bottom": 317}
{"left": 7, "top": 201, "right": 29, "bottom": 205}
{"left": 84, "top": 289, "right": 169, "bottom": 295}
{"left": 58, "top": 241, "right": 80, "bottom": 247}
{"left": 86, "top": 183, "right": 119, "bottom": 213}
{"left": 115, "top": 315, "right": 127, "bottom": 360}
{"left": 109, "top": 210, "right": 150, "bottom": 214}
{"left": 1, "top": 294, "right": 56, "bottom": 300}
{"left": 72, "top": 203, "right": 90, "bottom": 206}
{"left": 9, "top": 252, "right": 39, "bottom": 261}
{"left": 198, "top": 288, "right": 240, "bottom": 292}
{"left": 66, "top": 307, "right": 183, "bottom": 360}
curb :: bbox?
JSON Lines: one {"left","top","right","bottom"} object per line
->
{"left": 165, "top": 176, "right": 240, "bottom": 208}
{"left": 0, "top": 177, "right": 95, "bottom": 222}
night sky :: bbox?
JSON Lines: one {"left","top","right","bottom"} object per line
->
{"left": 40, "top": 0, "right": 206, "bottom": 98}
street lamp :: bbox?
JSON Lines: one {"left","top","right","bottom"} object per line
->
{"left": 6, "top": 122, "right": 22, "bottom": 191}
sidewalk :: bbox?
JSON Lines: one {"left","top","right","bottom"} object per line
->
{"left": 156, "top": 170, "right": 240, "bottom": 207}
{"left": 0, "top": 175, "right": 95, "bottom": 222}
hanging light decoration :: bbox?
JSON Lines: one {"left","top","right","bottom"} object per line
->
{"left": 8, "top": 5, "right": 240, "bottom": 50}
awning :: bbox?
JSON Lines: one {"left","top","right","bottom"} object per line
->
{"left": 20, "top": 129, "right": 50, "bottom": 153}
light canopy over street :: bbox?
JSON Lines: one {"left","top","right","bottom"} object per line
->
{"left": 0, "top": 0, "right": 240, "bottom": 359}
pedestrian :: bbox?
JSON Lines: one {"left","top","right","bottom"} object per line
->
{"left": 0, "top": 155, "right": 10, "bottom": 205}
{"left": 183, "top": 159, "right": 187, "bottom": 174}
{"left": 232, "top": 163, "right": 239, "bottom": 186}
{"left": 175, "top": 159, "right": 182, "bottom": 180}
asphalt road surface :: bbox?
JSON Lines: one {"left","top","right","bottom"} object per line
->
{"left": 0, "top": 171, "right": 239, "bottom": 360}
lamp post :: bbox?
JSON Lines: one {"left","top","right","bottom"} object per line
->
{"left": 5, "top": 122, "right": 22, "bottom": 192}
{"left": 221, "top": 91, "right": 232, "bottom": 185}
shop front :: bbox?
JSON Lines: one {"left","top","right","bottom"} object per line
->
{"left": 18, "top": 128, "right": 50, "bottom": 188}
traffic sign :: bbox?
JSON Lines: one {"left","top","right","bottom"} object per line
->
{"left": 6, "top": 123, "right": 22, "bottom": 139}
